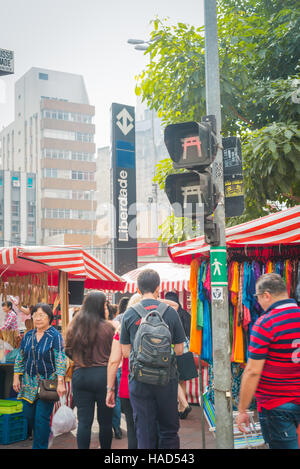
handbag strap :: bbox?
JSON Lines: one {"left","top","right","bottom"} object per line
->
{"left": 31, "top": 332, "right": 41, "bottom": 381}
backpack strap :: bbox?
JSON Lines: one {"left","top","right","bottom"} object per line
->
{"left": 156, "top": 302, "right": 169, "bottom": 317}
{"left": 131, "top": 301, "right": 169, "bottom": 318}
{"left": 131, "top": 302, "right": 148, "bottom": 318}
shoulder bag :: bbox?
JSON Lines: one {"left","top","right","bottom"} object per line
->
{"left": 32, "top": 334, "right": 59, "bottom": 402}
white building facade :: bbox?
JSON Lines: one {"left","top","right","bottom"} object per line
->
{"left": 0, "top": 67, "right": 96, "bottom": 247}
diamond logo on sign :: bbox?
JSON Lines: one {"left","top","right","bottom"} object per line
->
{"left": 116, "top": 108, "right": 134, "bottom": 136}
{"left": 210, "top": 247, "right": 228, "bottom": 286}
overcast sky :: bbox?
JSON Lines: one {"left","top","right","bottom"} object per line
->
{"left": 0, "top": 0, "right": 204, "bottom": 148}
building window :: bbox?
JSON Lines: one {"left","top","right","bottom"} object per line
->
{"left": 43, "top": 168, "right": 58, "bottom": 178}
{"left": 27, "top": 221, "right": 35, "bottom": 238}
{"left": 11, "top": 201, "right": 20, "bottom": 217}
{"left": 72, "top": 170, "right": 94, "bottom": 181}
{"left": 27, "top": 202, "right": 35, "bottom": 217}
{"left": 43, "top": 129, "right": 76, "bottom": 141}
{"left": 39, "top": 73, "right": 48, "bottom": 81}
{"left": 11, "top": 221, "right": 20, "bottom": 234}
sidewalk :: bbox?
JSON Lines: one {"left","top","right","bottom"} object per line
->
{"left": 0, "top": 404, "right": 216, "bottom": 450}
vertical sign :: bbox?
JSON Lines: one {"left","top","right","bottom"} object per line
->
{"left": 111, "top": 103, "right": 137, "bottom": 277}
{"left": 223, "top": 136, "right": 244, "bottom": 218}
{"left": 210, "top": 246, "right": 227, "bottom": 301}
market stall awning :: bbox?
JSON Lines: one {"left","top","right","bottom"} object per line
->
{"left": 168, "top": 205, "right": 300, "bottom": 265}
{"left": 0, "top": 245, "right": 126, "bottom": 291}
{"left": 122, "top": 262, "right": 191, "bottom": 293}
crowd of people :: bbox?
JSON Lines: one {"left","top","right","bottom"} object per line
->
{"left": 7, "top": 269, "right": 300, "bottom": 450}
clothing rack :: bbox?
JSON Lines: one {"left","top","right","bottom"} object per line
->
{"left": 228, "top": 244, "right": 300, "bottom": 263}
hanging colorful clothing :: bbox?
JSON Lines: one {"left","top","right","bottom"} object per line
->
{"left": 198, "top": 262, "right": 212, "bottom": 364}
{"left": 189, "top": 259, "right": 202, "bottom": 355}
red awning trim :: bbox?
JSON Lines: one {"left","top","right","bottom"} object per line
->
{"left": 168, "top": 206, "right": 300, "bottom": 265}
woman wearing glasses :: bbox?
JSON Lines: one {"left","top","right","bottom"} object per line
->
{"left": 13, "top": 303, "right": 67, "bottom": 449}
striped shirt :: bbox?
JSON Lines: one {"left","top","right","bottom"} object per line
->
{"left": 249, "top": 299, "right": 300, "bottom": 411}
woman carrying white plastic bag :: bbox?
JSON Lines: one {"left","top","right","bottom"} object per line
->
{"left": 51, "top": 395, "right": 77, "bottom": 437}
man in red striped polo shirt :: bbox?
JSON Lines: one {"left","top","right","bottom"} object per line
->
{"left": 236, "top": 273, "right": 300, "bottom": 449}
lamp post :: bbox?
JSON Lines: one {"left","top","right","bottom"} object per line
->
{"left": 128, "top": 38, "right": 160, "bottom": 244}
{"left": 127, "top": 38, "right": 158, "bottom": 160}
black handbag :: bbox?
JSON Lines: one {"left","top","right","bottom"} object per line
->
{"left": 176, "top": 351, "right": 198, "bottom": 381}
{"left": 37, "top": 378, "right": 59, "bottom": 402}
{"left": 32, "top": 335, "right": 59, "bottom": 402}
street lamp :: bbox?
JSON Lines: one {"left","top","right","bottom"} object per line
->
{"left": 127, "top": 37, "right": 160, "bottom": 242}
{"left": 127, "top": 39, "right": 150, "bottom": 48}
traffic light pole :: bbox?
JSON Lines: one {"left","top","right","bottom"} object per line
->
{"left": 204, "top": 0, "right": 234, "bottom": 448}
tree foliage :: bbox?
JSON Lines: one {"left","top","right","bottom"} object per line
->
{"left": 135, "top": 0, "right": 300, "bottom": 242}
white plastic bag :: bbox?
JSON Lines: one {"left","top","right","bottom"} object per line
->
{"left": 51, "top": 396, "right": 77, "bottom": 437}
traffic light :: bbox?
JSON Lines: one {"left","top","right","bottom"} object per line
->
{"left": 164, "top": 120, "right": 218, "bottom": 169}
{"left": 164, "top": 117, "right": 220, "bottom": 244}
{"left": 165, "top": 170, "right": 218, "bottom": 219}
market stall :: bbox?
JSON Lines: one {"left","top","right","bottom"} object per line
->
{"left": 122, "top": 262, "right": 190, "bottom": 293}
{"left": 167, "top": 205, "right": 300, "bottom": 408}
{"left": 121, "top": 261, "right": 209, "bottom": 402}
{"left": 121, "top": 261, "right": 191, "bottom": 311}
{"left": 0, "top": 245, "right": 125, "bottom": 400}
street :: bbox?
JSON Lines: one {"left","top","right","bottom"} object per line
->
{"left": 0, "top": 404, "right": 216, "bottom": 450}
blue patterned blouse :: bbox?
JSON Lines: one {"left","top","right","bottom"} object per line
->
{"left": 14, "top": 326, "right": 67, "bottom": 403}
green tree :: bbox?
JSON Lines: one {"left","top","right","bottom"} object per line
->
{"left": 135, "top": 1, "right": 300, "bottom": 242}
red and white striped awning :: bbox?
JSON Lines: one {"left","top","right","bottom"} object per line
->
{"left": 168, "top": 205, "right": 300, "bottom": 265}
{"left": 0, "top": 245, "right": 125, "bottom": 291}
{"left": 0, "top": 247, "right": 18, "bottom": 265}
{"left": 122, "top": 262, "right": 191, "bottom": 293}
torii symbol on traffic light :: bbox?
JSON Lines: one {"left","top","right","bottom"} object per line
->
{"left": 181, "top": 136, "right": 202, "bottom": 160}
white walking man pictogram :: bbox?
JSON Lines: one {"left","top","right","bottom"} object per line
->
{"left": 212, "top": 258, "right": 222, "bottom": 276}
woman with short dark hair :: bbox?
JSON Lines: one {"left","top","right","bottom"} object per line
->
{"left": 65, "top": 291, "right": 115, "bottom": 449}
{"left": 1, "top": 300, "right": 18, "bottom": 331}
{"left": 13, "top": 303, "right": 67, "bottom": 449}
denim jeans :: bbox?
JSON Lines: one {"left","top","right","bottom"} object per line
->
{"left": 129, "top": 378, "right": 179, "bottom": 449}
{"left": 112, "top": 368, "right": 121, "bottom": 430}
{"left": 22, "top": 399, "right": 54, "bottom": 449}
{"left": 259, "top": 402, "right": 300, "bottom": 449}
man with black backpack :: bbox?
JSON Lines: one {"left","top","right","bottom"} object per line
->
{"left": 120, "top": 269, "right": 186, "bottom": 449}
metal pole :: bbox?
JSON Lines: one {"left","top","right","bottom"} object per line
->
{"left": 204, "top": 0, "right": 234, "bottom": 449}
{"left": 198, "top": 356, "right": 206, "bottom": 449}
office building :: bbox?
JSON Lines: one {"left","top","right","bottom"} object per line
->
{"left": 0, "top": 67, "right": 98, "bottom": 248}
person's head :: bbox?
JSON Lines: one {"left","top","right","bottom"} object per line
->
{"left": 165, "top": 291, "right": 180, "bottom": 305}
{"left": 105, "top": 301, "right": 117, "bottom": 320}
{"left": 81, "top": 290, "right": 107, "bottom": 321}
{"left": 118, "top": 297, "right": 129, "bottom": 315}
{"left": 128, "top": 293, "right": 142, "bottom": 308}
{"left": 2, "top": 301, "right": 12, "bottom": 313}
{"left": 65, "top": 290, "right": 108, "bottom": 366}
{"left": 255, "top": 273, "right": 288, "bottom": 311}
{"left": 33, "top": 303, "right": 54, "bottom": 330}
{"left": 137, "top": 269, "right": 160, "bottom": 297}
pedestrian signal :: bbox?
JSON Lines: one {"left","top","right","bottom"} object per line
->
{"left": 164, "top": 121, "right": 218, "bottom": 169}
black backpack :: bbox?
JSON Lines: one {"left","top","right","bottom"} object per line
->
{"left": 130, "top": 302, "right": 172, "bottom": 386}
